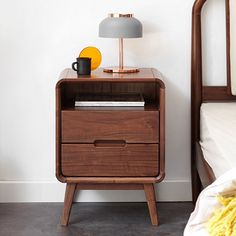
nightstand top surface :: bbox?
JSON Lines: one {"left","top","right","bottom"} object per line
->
{"left": 57, "top": 68, "right": 165, "bottom": 87}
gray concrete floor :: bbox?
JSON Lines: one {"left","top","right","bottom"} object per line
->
{"left": 0, "top": 202, "right": 193, "bottom": 236}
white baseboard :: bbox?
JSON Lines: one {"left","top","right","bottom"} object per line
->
{"left": 0, "top": 180, "right": 192, "bottom": 202}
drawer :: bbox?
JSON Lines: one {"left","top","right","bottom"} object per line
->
{"left": 61, "top": 110, "right": 159, "bottom": 143}
{"left": 61, "top": 143, "right": 159, "bottom": 177}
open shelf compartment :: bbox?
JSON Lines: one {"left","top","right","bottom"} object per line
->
{"left": 59, "top": 81, "right": 161, "bottom": 111}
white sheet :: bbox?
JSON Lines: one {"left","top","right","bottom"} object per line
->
{"left": 230, "top": 0, "right": 236, "bottom": 95}
{"left": 200, "top": 102, "right": 236, "bottom": 178}
{"left": 184, "top": 168, "right": 236, "bottom": 236}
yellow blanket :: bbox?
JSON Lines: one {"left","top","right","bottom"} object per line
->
{"left": 208, "top": 193, "right": 236, "bottom": 236}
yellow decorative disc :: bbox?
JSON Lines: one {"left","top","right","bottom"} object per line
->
{"left": 79, "top": 46, "right": 102, "bottom": 71}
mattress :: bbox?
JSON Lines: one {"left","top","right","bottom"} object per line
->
{"left": 200, "top": 102, "right": 236, "bottom": 178}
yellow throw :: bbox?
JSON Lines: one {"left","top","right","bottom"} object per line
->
{"left": 208, "top": 193, "right": 236, "bottom": 236}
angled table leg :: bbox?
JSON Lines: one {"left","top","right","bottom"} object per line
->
{"left": 144, "top": 183, "right": 158, "bottom": 226}
{"left": 61, "top": 183, "right": 77, "bottom": 226}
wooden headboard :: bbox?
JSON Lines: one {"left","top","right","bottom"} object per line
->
{"left": 191, "top": 0, "right": 236, "bottom": 201}
{"left": 191, "top": 0, "right": 236, "bottom": 143}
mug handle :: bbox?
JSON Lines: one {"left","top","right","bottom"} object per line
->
{"left": 72, "top": 62, "right": 78, "bottom": 71}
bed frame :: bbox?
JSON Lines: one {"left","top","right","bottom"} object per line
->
{"left": 191, "top": 0, "right": 236, "bottom": 202}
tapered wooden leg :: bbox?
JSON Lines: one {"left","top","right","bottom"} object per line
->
{"left": 144, "top": 184, "right": 158, "bottom": 226}
{"left": 61, "top": 183, "right": 77, "bottom": 226}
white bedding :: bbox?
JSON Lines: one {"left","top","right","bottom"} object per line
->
{"left": 200, "top": 102, "right": 236, "bottom": 178}
{"left": 184, "top": 168, "right": 236, "bottom": 236}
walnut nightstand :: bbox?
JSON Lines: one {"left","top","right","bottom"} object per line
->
{"left": 56, "top": 68, "right": 165, "bottom": 226}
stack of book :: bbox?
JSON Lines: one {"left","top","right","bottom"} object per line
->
{"left": 75, "top": 93, "right": 145, "bottom": 107}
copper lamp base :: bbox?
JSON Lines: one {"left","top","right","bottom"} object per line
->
{"left": 103, "top": 67, "right": 139, "bottom": 73}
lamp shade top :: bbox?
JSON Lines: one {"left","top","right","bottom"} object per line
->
{"left": 99, "top": 13, "right": 143, "bottom": 38}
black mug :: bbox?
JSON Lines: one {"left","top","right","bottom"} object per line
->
{"left": 72, "top": 57, "right": 91, "bottom": 75}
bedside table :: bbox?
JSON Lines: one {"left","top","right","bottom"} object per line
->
{"left": 56, "top": 68, "right": 165, "bottom": 226}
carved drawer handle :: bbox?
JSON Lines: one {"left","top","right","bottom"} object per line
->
{"left": 94, "top": 140, "right": 127, "bottom": 147}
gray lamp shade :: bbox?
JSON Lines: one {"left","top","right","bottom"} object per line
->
{"left": 99, "top": 14, "right": 143, "bottom": 38}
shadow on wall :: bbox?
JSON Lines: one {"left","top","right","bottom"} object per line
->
{"left": 125, "top": 21, "right": 160, "bottom": 67}
{"left": 164, "top": 74, "right": 191, "bottom": 180}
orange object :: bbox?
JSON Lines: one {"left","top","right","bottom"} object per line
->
{"left": 79, "top": 46, "right": 102, "bottom": 71}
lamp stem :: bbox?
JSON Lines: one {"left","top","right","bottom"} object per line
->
{"left": 119, "top": 38, "right": 124, "bottom": 69}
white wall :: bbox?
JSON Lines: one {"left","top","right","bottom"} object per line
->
{"left": 0, "top": 0, "right": 227, "bottom": 202}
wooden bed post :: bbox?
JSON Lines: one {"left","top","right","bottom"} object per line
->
{"left": 191, "top": 0, "right": 207, "bottom": 203}
{"left": 191, "top": 0, "right": 236, "bottom": 203}
{"left": 226, "top": 0, "right": 232, "bottom": 94}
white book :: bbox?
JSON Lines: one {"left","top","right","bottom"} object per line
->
{"left": 75, "top": 93, "right": 145, "bottom": 107}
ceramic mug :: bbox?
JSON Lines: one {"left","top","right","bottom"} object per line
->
{"left": 72, "top": 57, "right": 91, "bottom": 75}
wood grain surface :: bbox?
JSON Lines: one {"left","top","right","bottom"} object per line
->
{"left": 56, "top": 68, "right": 165, "bottom": 225}
{"left": 61, "top": 144, "right": 159, "bottom": 177}
{"left": 61, "top": 110, "right": 159, "bottom": 143}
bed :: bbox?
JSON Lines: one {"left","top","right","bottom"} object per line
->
{"left": 186, "top": 0, "right": 236, "bottom": 234}
{"left": 191, "top": 0, "right": 236, "bottom": 202}
{"left": 200, "top": 102, "right": 236, "bottom": 179}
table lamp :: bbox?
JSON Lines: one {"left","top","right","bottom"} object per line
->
{"left": 99, "top": 13, "right": 143, "bottom": 73}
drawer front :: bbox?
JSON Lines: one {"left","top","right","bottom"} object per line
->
{"left": 61, "top": 111, "right": 159, "bottom": 143}
{"left": 61, "top": 144, "right": 159, "bottom": 177}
